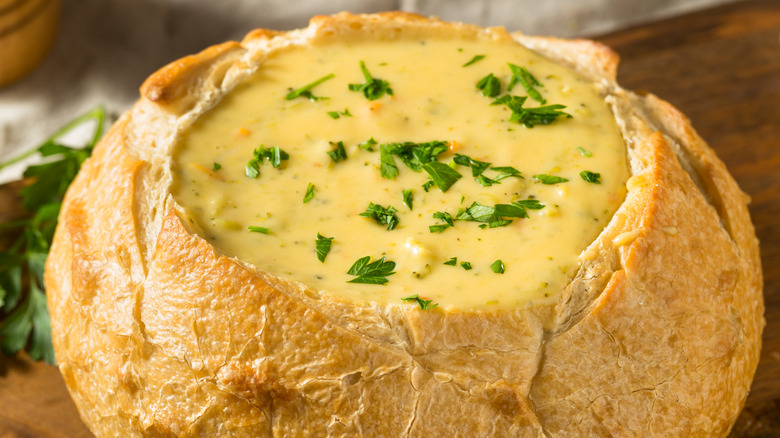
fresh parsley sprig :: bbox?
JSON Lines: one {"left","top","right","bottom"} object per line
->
{"left": 347, "top": 256, "right": 396, "bottom": 284}
{"left": 476, "top": 73, "right": 501, "bottom": 97}
{"left": 402, "top": 294, "right": 438, "bottom": 310}
{"left": 507, "top": 63, "right": 546, "bottom": 104}
{"left": 359, "top": 202, "right": 400, "bottom": 230}
{"left": 285, "top": 73, "right": 334, "bottom": 101}
{"left": 327, "top": 141, "right": 347, "bottom": 163}
{"left": 246, "top": 145, "right": 289, "bottom": 178}
{"left": 349, "top": 61, "right": 393, "bottom": 101}
{"left": 492, "top": 95, "right": 571, "bottom": 128}
{"left": 0, "top": 107, "right": 107, "bottom": 364}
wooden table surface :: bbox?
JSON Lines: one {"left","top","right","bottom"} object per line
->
{"left": 1, "top": 1, "right": 779, "bottom": 436}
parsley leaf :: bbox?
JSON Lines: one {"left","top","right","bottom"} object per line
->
{"left": 460, "top": 261, "right": 473, "bottom": 270}
{"left": 443, "top": 257, "right": 458, "bottom": 266}
{"left": 327, "top": 141, "right": 347, "bottom": 163}
{"left": 402, "top": 294, "right": 438, "bottom": 310}
{"left": 212, "top": 162, "right": 222, "bottom": 171}
{"left": 381, "top": 140, "right": 449, "bottom": 174}
{"left": 492, "top": 166, "right": 524, "bottom": 181}
{"left": 285, "top": 73, "right": 334, "bottom": 101}
{"left": 423, "top": 162, "right": 462, "bottom": 192}
{"left": 402, "top": 189, "right": 413, "bottom": 210}
{"left": 455, "top": 199, "right": 545, "bottom": 227}
{"left": 490, "top": 259, "right": 505, "bottom": 274}
{"left": 492, "top": 95, "right": 571, "bottom": 128}
{"left": 580, "top": 171, "right": 601, "bottom": 184}
{"left": 328, "top": 108, "right": 352, "bottom": 119}
{"left": 421, "top": 180, "right": 435, "bottom": 192}
{"left": 507, "top": 63, "right": 545, "bottom": 103}
{"left": 359, "top": 137, "right": 378, "bottom": 152}
{"left": 359, "top": 202, "right": 400, "bottom": 230}
{"left": 315, "top": 233, "right": 333, "bottom": 262}
{"left": 380, "top": 144, "right": 399, "bottom": 179}
{"left": 347, "top": 256, "right": 396, "bottom": 284}
{"left": 246, "top": 145, "right": 289, "bottom": 177}
{"left": 463, "top": 54, "right": 486, "bottom": 67}
{"left": 348, "top": 61, "right": 393, "bottom": 101}
{"left": 429, "top": 211, "right": 455, "bottom": 233}
{"left": 534, "top": 174, "right": 569, "bottom": 184}
{"left": 453, "top": 153, "right": 491, "bottom": 177}
{"left": 303, "top": 183, "right": 316, "bottom": 203}
{"left": 248, "top": 226, "right": 270, "bottom": 234}
{"left": 476, "top": 73, "right": 501, "bottom": 97}
{"left": 577, "top": 146, "right": 592, "bottom": 157}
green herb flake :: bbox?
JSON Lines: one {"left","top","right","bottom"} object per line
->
{"left": 380, "top": 144, "right": 399, "bottom": 179}
{"left": 359, "top": 202, "right": 400, "bottom": 231}
{"left": 212, "top": 162, "right": 222, "bottom": 171}
{"left": 315, "top": 233, "right": 334, "bottom": 262}
{"left": 490, "top": 259, "right": 505, "bottom": 274}
{"left": 328, "top": 108, "right": 353, "bottom": 119}
{"left": 347, "top": 256, "right": 396, "bottom": 284}
{"left": 402, "top": 189, "right": 414, "bottom": 210}
{"left": 402, "top": 294, "right": 438, "bottom": 310}
{"left": 381, "top": 140, "right": 449, "bottom": 174}
{"left": 463, "top": 54, "right": 486, "bottom": 67}
{"left": 248, "top": 226, "right": 270, "bottom": 234}
{"left": 422, "top": 180, "right": 435, "bottom": 192}
{"left": 423, "top": 162, "right": 462, "bottom": 192}
{"left": 348, "top": 61, "right": 393, "bottom": 101}
{"left": 577, "top": 146, "right": 592, "bottom": 157}
{"left": 507, "top": 63, "right": 546, "bottom": 104}
{"left": 492, "top": 95, "right": 571, "bottom": 128}
{"left": 580, "top": 170, "right": 602, "bottom": 184}
{"left": 246, "top": 145, "right": 290, "bottom": 177}
{"left": 443, "top": 257, "right": 458, "bottom": 266}
{"left": 359, "top": 137, "right": 378, "bottom": 152}
{"left": 460, "top": 261, "right": 473, "bottom": 270}
{"left": 476, "top": 73, "right": 501, "bottom": 98}
{"left": 303, "top": 183, "right": 316, "bottom": 203}
{"left": 327, "top": 141, "right": 348, "bottom": 163}
{"left": 534, "top": 174, "right": 569, "bottom": 185}
{"left": 285, "top": 73, "right": 335, "bottom": 101}
{"left": 453, "top": 153, "right": 491, "bottom": 177}
{"left": 429, "top": 211, "right": 455, "bottom": 233}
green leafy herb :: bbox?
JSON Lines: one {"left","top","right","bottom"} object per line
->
{"left": 212, "top": 162, "right": 222, "bottom": 171}
{"left": 0, "top": 107, "right": 107, "bottom": 364}
{"left": 577, "top": 146, "right": 592, "bottom": 157}
{"left": 347, "top": 256, "right": 396, "bottom": 284}
{"left": 476, "top": 73, "right": 501, "bottom": 97}
{"left": 315, "top": 233, "right": 333, "bottom": 262}
{"left": 580, "top": 170, "right": 601, "bottom": 184}
{"left": 327, "top": 108, "right": 353, "bottom": 119}
{"left": 380, "top": 140, "right": 450, "bottom": 175}
{"left": 402, "top": 189, "right": 413, "bottom": 210}
{"left": 327, "top": 141, "right": 347, "bottom": 163}
{"left": 423, "top": 162, "right": 462, "bottom": 192}
{"left": 534, "top": 174, "right": 569, "bottom": 184}
{"left": 248, "top": 226, "right": 270, "bottom": 234}
{"left": 402, "top": 294, "right": 438, "bottom": 310}
{"left": 429, "top": 211, "right": 455, "bottom": 233}
{"left": 285, "top": 73, "right": 335, "bottom": 101}
{"left": 492, "top": 95, "right": 571, "bottom": 128}
{"left": 246, "top": 145, "right": 289, "bottom": 177}
{"left": 507, "top": 63, "right": 545, "bottom": 103}
{"left": 456, "top": 199, "right": 544, "bottom": 227}
{"left": 492, "top": 166, "right": 524, "bottom": 181}
{"left": 460, "top": 261, "right": 473, "bottom": 270}
{"left": 443, "top": 257, "right": 458, "bottom": 266}
{"left": 463, "top": 54, "right": 486, "bottom": 67}
{"left": 359, "top": 137, "right": 378, "bottom": 152}
{"left": 422, "top": 180, "right": 435, "bottom": 192}
{"left": 380, "top": 144, "right": 399, "bottom": 179}
{"left": 453, "top": 153, "right": 491, "bottom": 177}
{"left": 359, "top": 202, "right": 400, "bottom": 230}
{"left": 303, "top": 183, "right": 316, "bottom": 203}
{"left": 348, "top": 61, "right": 393, "bottom": 101}
{"left": 490, "top": 259, "right": 505, "bottom": 274}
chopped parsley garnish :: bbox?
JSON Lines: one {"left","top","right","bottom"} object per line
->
{"left": 490, "top": 259, "right": 505, "bottom": 274}
{"left": 402, "top": 189, "right": 414, "bottom": 210}
{"left": 463, "top": 54, "right": 486, "bottom": 67}
{"left": 402, "top": 294, "right": 438, "bottom": 310}
{"left": 246, "top": 146, "right": 289, "bottom": 178}
{"left": 453, "top": 153, "right": 491, "bottom": 177}
{"left": 534, "top": 174, "right": 569, "bottom": 184}
{"left": 476, "top": 73, "right": 501, "bottom": 97}
{"left": 380, "top": 140, "right": 450, "bottom": 178}
{"left": 577, "top": 146, "right": 592, "bottom": 157}
{"left": 328, "top": 108, "right": 352, "bottom": 119}
{"left": 359, "top": 137, "right": 378, "bottom": 152}
{"left": 429, "top": 211, "right": 455, "bottom": 233}
{"left": 507, "top": 63, "right": 545, "bottom": 104}
{"left": 443, "top": 257, "right": 458, "bottom": 266}
{"left": 303, "top": 183, "right": 316, "bottom": 203}
{"left": 347, "top": 256, "right": 396, "bottom": 285}
{"left": 456, "top": 199, "right": 545, "bottom": 227}
{"left": 285, "top": 73, "right": 334, "bottom": 101}
{"left": 315, "top": 233, "right": 333, "bottom": 262}
{"left": 327, "top": 141, "right": 347, "bottom": 163}
{"left": 423, "top": 162, "right": 462, "bottom": 192}
{"left": 460, "top": 261, "right": 473, "bottom": 270}
{"left": 359, "top": 202, "right": 400, "bottom": 230}
{"left": 580, "top": 170, "right": 602, "bottom": 184}
{"left": 380, "top": 144, "right": 399, "bottom": 179}
{"left": 492, "top": 166, "right": 524, "bottom": 181}
{"left": 492, "top": 95, "right": 571, "bottom": 128}
{"left": 212, "top": 162, "right": 222, "bottom": 171}
{"left": 422, "top": 180, "right": 435, "bottom": 192}
{"left": 248, "top": 226, "right": 270, "bottom": 234}
{"left": 348, "top": 61, "right": 393, "bottom": 101}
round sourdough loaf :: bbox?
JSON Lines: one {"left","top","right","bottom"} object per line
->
{"left": 44, "top": 12, "right": 763, "bottom": 437}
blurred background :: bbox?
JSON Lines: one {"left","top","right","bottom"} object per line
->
{"left": 0, "top": 0, "right": 739, "bottom": 181}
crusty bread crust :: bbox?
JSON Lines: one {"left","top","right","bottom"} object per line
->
{"left": 44, "top": 12, "right": 763, "bottom": 436}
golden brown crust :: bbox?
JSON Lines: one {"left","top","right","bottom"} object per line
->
{"left": 45, "top": 12, "right": 762, "bottom": 437}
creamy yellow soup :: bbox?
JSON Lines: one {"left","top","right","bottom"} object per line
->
{"left": 171, "top": 35, "right": 628, "bottom": 309}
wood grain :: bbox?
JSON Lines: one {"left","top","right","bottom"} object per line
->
{"left": 1, "top": 1, "right": 778, "bottom": 435}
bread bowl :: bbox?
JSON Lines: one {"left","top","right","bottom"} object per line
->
{"left": 44, "top": 11, "right": 764, "bottom": 436}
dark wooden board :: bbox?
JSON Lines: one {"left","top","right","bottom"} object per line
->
{"left": 1, "top": 1, "right": 779, "bottom": 435}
